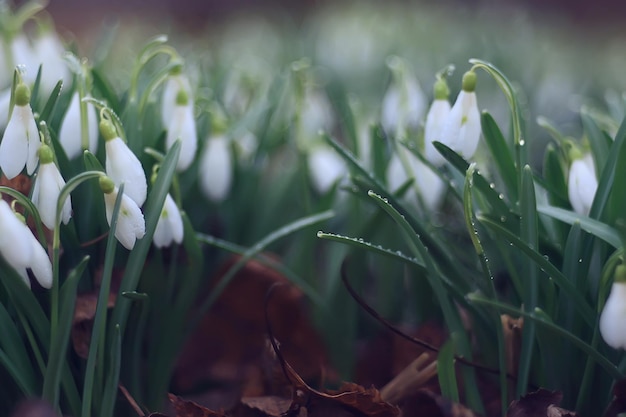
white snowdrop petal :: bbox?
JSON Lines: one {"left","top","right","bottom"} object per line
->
{"left": 307, "top": 145, "right": 347, "bottom": 194}
{"left": 26, "top": 113, "right": 41, "bottom": 175}
{"left": 28, "top": 236, "right": 53, "bottom": 289}
{"left": 0, "top": 88, "right": 10, "bottom": 130}
{"left": 59, "top": 93, "right": 99, "bottom": 159}
{"left": 105, "top": 137, "right": 147, "bottom": 206}
{"left": 440, "top": 91, "right": 481, "bottom": 160}
{"left": 33, "top": 163, "right": 71, "bottom": 229}
{"left": 199, "top": 135, "right": 233, "bottom": 202}
{"left": 0, "top": 200, "right": 33, "bottom": 266}
{"left": 161, "top": 75, "right": 193, "bottom": 127}
{"left": 567, "top": 157, "right": 598, "bottom": 216}
{"left": 600, "top": 282, "right": 626, "bottom": 349}
{"left": 424, "top": 99, "right": 451, "bottom": 167}
{"left": 154, "top": 194, "right": 184, "bottom": 248}
{"left": 104, "top": 189, "right": 146, "bottom": 250}
{"left": 166, "top": 104, "right": 198, "bottom": 171}
{"left": 0, "top": 106, "right": 30, "bottom": 179}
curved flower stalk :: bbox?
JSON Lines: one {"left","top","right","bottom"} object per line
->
{"left": 381, "top": 56, "right": 427, "bottom": 139}
{"left": 153, "top": 193, "right": 184, "bottom": 248}
{"left": 31, "top": 144, "right": 71, "bottom": 230}
{"left": 0, "top": 82, "right": 40, "bottom": 178}
{"left": 0, "top": 199, "right": 52, "bottom": 289}
{"left": 99, "top": 176, "right": 146, "bottom": 250}
{"left": 386, "top": 148, "right": 446, "bottom": 212}
{"left": 165, "top": 89, "right": 197, "bottom": 172}
{"left": 199, "top": 133, "right": 232, "bottom": 202}
{"left": 307, "top": 144, "right": 348, "bottom": 195}
{"left": 439, "top": 70, "right": 481, "bottom": 160}
{"left": 59, "top": 91, "right": 98, "bottom": 159}
{"left": 600, "top": 264, "right": 626, "bottom": 349}
{"left": 424, "top": 77, "right": 452, "bottom": 167}
{"left": 101, "top": 117, "right": 147, "bottom": 206}
{"left": 567, "top": 150, "right": 597, "bottom": 216}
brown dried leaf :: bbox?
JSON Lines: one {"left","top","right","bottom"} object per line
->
{"left": 400, "top": 389, "right": 478, "bottom": 417}
{"left": 71, "top": 291, "right": 116, "bottom": 358}
{"left": 168, "top": 393, "right": 227, "bottom": 417}
{"left": 319, "top": 382, "right": 399, "bottom": 417}
{"left": 174, "top": 255, "right": 330, "bottom": 394}
{"left": 506, "top": 389, "right": 576, "bottom": 417}
{"left": 240, "top": 396, "right": 292, "bottom": 416}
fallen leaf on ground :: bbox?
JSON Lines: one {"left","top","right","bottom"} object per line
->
{"left": 507, "top": 389, "right": 577, "bottom": 417}
{"left": 169, "top": 393, "right": 227, "bottom": 417}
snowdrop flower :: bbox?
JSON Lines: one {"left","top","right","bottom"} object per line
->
{"left": 600, "top": 264, "right": 626, "bottom": 349}
{"left": 10, "top": 34, "right": 39, "bottom": 85}
{"left": 32, "top": 30, "right": 71, "bottom": 95}
{"left": 101, "top": 119, "right": 147, "bottom": 206}
{"left": 386, "top": 149, "right": 446, "bottom": 212}
{"left": 153, "top": 193, "right": 184, "bottom": 248}
{"left": 199, "top": 134, "right": 232, "bottom": 202}
{"left": 440, "top": 70, "right": 481, "bottom": 160}
{"left": 59, "top": 91, "right": 98, "bottom": 159}
{"left": 165, "top": 89, "right": 197, "bottom": 172}
{"left": 381, "top": 56, "right": 427, "bottom": 139}
{"left": 99, "top": 176, "right": 145, "bottom": 250}
{"left": 161, "top": 65, "right": 192, "bottom": 128}
{"left": 424, "top": 77, "right": 452, "bottom": 167}
{"left": 0, "top": 199, "right": 52, "bottom": 289}
{"left": 31, "top": 144, "right": 72, "bottom": 230}
{"left": 233, "top": 130, "right": 258, "bottom": 165}
{"left": 299, "top": 90, "right": 334, "bottom": 143}
{"left": 0, "top": 83, "right": 40, "bottom": 178}
{"left": 567, "top": 151, "right": 597, "bottom": 216}
{"left": 307, "top": 144, "right": 347, "bottom": 194}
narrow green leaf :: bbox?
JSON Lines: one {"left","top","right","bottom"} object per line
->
{"left": 516, "top": 165, "right": 540, "bottom": 396}
{"left": 478, "top": 215, "right": 595, "bottom": 326}
{"left": 581, "top": 111, "right": 611, "bottom": 174}
{"left": 0, "top": 303, "right": 37, "bottom": 395}
{"left": 317, "top": 231, "right": 426, "bottom": 271}
{"left": 437, "top": 337, "right": 459, "bottom": 404}
{"left": 39, "top": 80, "right": 63, "bottom": 123}
{"left": 481, "top": 111, "right": 517, "bottom": 200}
{"left": 100, "top": 325, "right": 122, "bottom": 417}
{"left": 467, "top": 293, "right": 623, "bottom": 380}
{"left": 537, "top": 205, "right": 621, "bottom": 248}
{"left": 43, "top": 256, "right": 90, "bottom": 408}
{"left": 607, "top": 115, "right": 626, "bottom": 226}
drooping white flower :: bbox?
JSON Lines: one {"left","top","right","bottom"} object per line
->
{"left": 10, "top": 34, "right": 39, "bottom": 85}
{"left": 199, "top": 134, "right": 232, "bottom": 202}
{"left": 386, "top": 148, "right": 446, "bottom": 212}
{"left": 424, "top": 78, "right": 451, "bottom": 167}
{"left": 600, "top": 265, "right": 626, "bottom": 350}
{"left": 59, "top": 92, "right": 98, "bottom": 159}
{"left": 307, "top": 144, "right": 347, "bottom": 194}
{"left": 0, "top": 199, "right": 52, "bottom": 289}
{"left": 100, "top": 176, "right": 146, "bottom": 250}
{"left": 165, "top": 90, "right": 197, "bottom": 172}
{"left": 31, "top": 144, "right": 72, "bottom": 230}
{"left": 567, "top": 152, "right": 597, "bottom": 216}
{"left": 381, "top": 56, "right": 427, "bottom": 139}
{"left": 232, "top": 130, "right": 258, "bottom": 165}
{"left": 101, "top": 119, "right": 147, "bottom": 206}
{"left": 32, "top": 30, "right": 71, "bottom": 95}
{"left": 161, "top": 67, "right": 192, "bottom": 128}
{"left": 153, "top": 193, "right": 184, "bottom": 248}
{"left": 0, "top": 83, "right": 40, "bottom": 179}
{"left": 440, "top": 71, "right": 481, "bottom": 160}
{"left": 299, "top": 90, "right": 334, "bottom": 143}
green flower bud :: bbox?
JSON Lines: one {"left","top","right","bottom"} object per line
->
{"left": 433, "top": 78, "right": 450, "bottom": 100}
{"left": 14, "top": 83, "right": 31, "bottom": 106}
{"left": 615, "top": 264, "right": 626, "bottom": 284}
{"left": 99, "top": 120, "right": 117, "bottom": 142}
{"left": 461, "top": 71, "right": 477, "bottom": 92}
{"left": 99, "top": 176, "right": 115, "bottom": 194}
{"left": 38, "top": 144, "right": 54, "bottom": 164}
{"left": 175, "top": 89, "right": 189, "bottom": 106}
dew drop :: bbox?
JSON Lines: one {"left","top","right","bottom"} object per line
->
{"left": 489, "top": 183, "right": 496, "bottom": 189}
{"left": 500, "top": 216, "right": 507, "bottom": 222}
{"left": 498, "top": 193, "right": 504, "bottom": 200}
{"left": 519, "top": 139, "right": 526, "bottom": 146}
